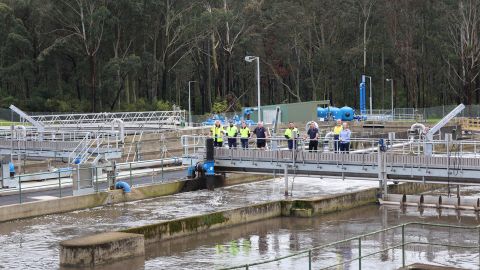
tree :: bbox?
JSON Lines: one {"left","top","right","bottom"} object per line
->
{"left": 53, "top": 0, "right": 109, "bottom": 112}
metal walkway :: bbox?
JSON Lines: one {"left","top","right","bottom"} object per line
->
{"left": 23, "top": 110, "right": 186, "bottom": 131}
{"left": 212, "top": 148, "right": 480, "bottom": 185}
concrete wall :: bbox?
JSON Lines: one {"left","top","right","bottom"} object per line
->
{"left": 0, "top": 180, "right": 185, "bottom": 222}
{"left": 123, "top": 202, "right": 283, "bottom": 245}
{"left": 119, "top": 182, "right": 441, "bottom": 244}
{"left": 60, "top": 232, "right": 144, "bottom": 267}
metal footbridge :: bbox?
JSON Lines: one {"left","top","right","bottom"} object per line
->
{"left": 10, "top": 104, "right": 186, "bottom": 132}
{"left": 212, "top": 148, "right": 480, "bottom": 185}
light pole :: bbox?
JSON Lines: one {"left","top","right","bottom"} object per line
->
{"left": 364, "top": 75, "right": 372, "bottom": 115}
{"left": 386, "top": 78, "right": 394, "bottom": 119}
{"left": 188, "top": 81, "right": 196, "bottom": 127}
{"left": 245, "top": 56, "right": 261, "bottom": 122}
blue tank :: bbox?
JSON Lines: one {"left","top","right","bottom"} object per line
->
{"left": 328, "top": 107, "right": 340, "bottom": 120}
{"left": 339, "top": 106, "right": 354, "bottom": 121}
{"left": 317, "top": 106, "right": 355, "bottom": 121}
{"left": 317, "top": 107, "right": 327, "bottom": 119}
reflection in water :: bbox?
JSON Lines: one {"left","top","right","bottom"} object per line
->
{"left": 2, "top": 179, "right": 480, "bottom": 269}
{"left": 145, "top": 205, "right": 480, "bottom": 270}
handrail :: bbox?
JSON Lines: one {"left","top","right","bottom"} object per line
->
{"left": 221, "top": 222, "right": 480, "bottom": 270}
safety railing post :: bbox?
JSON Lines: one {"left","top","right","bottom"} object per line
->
{"left": 161, "top": 158, "right": 164, "bottom": 180}
{"left": 402, "top": 224, "right": 405, "bottom": 267}
{"left": 58, "top": 170, "right": 62, "bottom": 198}
{"left": 93, "top": 166, "right": 97, "bottom": 192}
{"left": 129, "top": 163, "right": 133, "bottom": 187}
{"left": 308, "top": 249, "right": 312, "bottom": 270}
{"left": 18, "top": 176, "right": 22, "bottom": 204}
{"left": 358, "top": 237, "right": 362, "bottom": 270}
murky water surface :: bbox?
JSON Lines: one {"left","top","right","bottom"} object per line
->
{"left": 1, "top": 178, "right": 479, "bottom": 269}
{"left": 144, "top": 205, "right": 480, "bottom": 270}
{"left": 0, "top": 177, "right": 377, "bottom": 269}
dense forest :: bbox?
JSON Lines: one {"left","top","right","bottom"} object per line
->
{"left": 0, "top": 0, "right": 477, "bottom": 113}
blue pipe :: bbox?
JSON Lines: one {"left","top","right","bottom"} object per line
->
{"left": 115, "top": 181, "right": 131, "bottom": 193}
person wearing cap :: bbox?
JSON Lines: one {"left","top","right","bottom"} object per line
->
{"left": 210, "top": 120, "right": 225, "bottom": 147}
{"left": 239, "top": 121, "right": 250, "bottom": 149}
{"left": 333, "top": 119, "right": 343, "bottom": 153}
{"left": 284, "top": 122, "right": 298, "bottom": 150}
{"left": 339, "top": 122, "right": 351, "bottom": 153}
{"left": 226, "top": 120, "right": 238, "bottom": 148}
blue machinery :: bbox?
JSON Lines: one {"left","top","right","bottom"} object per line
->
{"left": 187, "top": 138, "right": 217, "bottom": 190}
{"left": 359, "top": 75, "right": 367, "bottom": 116}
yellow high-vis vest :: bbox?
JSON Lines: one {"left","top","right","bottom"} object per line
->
{"left": 240, "top": 127, "right": 250, "bottom": 138}
{"left": 333, "top": 126, "right": 343, "bottom": 135}
{"left": 284, "top": 128, "right": 298, "bottom": 139}
{"left": 226, "top": 126, "right": 238, "bottom": 137}
{"left": 211, "top": 125, "right": 224, "bottom": 142}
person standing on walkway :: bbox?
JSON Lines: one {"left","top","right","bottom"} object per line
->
{"left": 339, "top": 122, "right": 351, "bottom": 153}
{"left": 284, "top": 122, "right": 298, "bottom": 150}
{"left": 306, "top": 122, "right": 319, "bottom": 152}
{"left": 210, "top": 120, "right": 225, "bottom": 147}
{"left": 226, "top": 120, "right": 238, "bottom": 148}
{"left": 239, "top": 121, "right": 250, "bottom": 149}
{"left": 333, "top": 119, "right": 343, "bottom": 153}
{"left": 252, "top": 122, "right": 267, "bottom": 149}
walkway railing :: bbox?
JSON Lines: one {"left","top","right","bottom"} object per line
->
{"left": 181, "top": 135, "right": 480, "bottom": 159}
{"left": 2, "top": 158, "right": 182, "bottom": 204}
{"left": 221, "top": 222, "right": 480, "bottom": 270}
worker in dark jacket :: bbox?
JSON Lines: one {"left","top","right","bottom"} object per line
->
{"left": 306, "top": 122, "right": 319, "bottom": 152}
{"left": 252, "top": 122, "right": 267, "bottom": 149}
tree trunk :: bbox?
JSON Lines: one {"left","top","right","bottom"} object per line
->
{"left": 89, "top": 54, "right": 97, "bottom": 112}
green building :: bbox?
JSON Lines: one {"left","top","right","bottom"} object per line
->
{"left": 245, "top": 100, "right": 330, "bottom": 123}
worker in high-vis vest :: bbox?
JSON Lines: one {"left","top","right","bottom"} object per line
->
{"left": 239, "top": 121, "right": 250, "bottom": 149}
{"left": 333, "top": 119, "right": 343, "bottom": 153}
{"left": 210, "top": 120, "right": 225, "bottom": 147}
{"left": 226, "top": 120, "right": 238, "bottom": 148}
{"left": 284, "top": 122, "right": 299, "bottom": 150}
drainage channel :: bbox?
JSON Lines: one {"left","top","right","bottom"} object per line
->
{"left": 0, "top": 177, "right": 379, "bottom": 269}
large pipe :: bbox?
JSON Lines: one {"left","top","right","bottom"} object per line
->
{"left": 14, "top": 125, "right": 26, "bottom": 140}
{"left": 111, "top": 119, "right": 125, "bottom": 143}
{"left": 116, "top": 158, "right": 181, "bottom": 170}
{"left": 410, "top": 123, "right": 426, "bottom": 136}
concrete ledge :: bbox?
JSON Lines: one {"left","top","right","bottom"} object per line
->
{"left": 0, "top": 174, "right": 273, "bottom": 223}
{"left": 60, "top": 232, "right": 144, "bottom": 267}
{"left": 121, "top": 182, "right": 436, "bottom": 245}
{"left": 123, "top": 201, "right": 282, "bottom": 244}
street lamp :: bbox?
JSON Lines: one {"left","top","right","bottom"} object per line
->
{"left": 245, "top": 56, "right": 261, "bottom": 122}
{"left": 188, "top": 81, "right": 196, "bottom": 127}
{"left": 364, "top": 75, "right": 373, "bottom": 115}
{"left": 386, "top": 78, "right": 394, "bottom": 119}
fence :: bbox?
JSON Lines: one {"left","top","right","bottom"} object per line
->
{"left": 2, "top": 158, "right": 182, "bottom": 204}
{"left": 221, "top": 222, "right": 480, "bottom": 270}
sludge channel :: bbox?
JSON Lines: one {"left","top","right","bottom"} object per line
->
{"left": 1, "top": 175, "right": 479, "bottom": 270}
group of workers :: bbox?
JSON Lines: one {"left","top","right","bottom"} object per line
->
{"left": 210, "top": 119, "right": 352, "bottom": 153}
